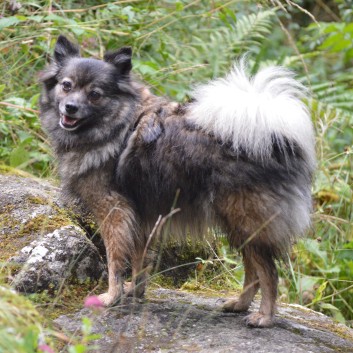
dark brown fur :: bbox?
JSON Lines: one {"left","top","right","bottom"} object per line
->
{"left": 39, "top": 36, "right": 315, "bottom": 327}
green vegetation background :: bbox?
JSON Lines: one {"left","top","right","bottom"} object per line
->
{"left": 0, "top": 0, "right": 352, "bottom": 351}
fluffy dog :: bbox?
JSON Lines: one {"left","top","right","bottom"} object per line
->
{"left": 39, "top": 35, "right": 315, "bottom": 327}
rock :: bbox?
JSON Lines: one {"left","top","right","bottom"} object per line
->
{"left": 11, "top": 225, "right": 106, "bottom": 292}
{"left": 0, "top": 173, "right": 106, "bottom": 292}
{"left": 55, "top": 288, "right": 353, "bottom": 353}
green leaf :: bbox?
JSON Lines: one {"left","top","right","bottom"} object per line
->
{"left": 195, "top": 257, "right": 213, "bottom": 265}
{"left": 30, "top": 93, "right": 40, "bottom": 107}
{"left": 22, "top": 328, "right": 37, "bottom": 352}
{"left": 68, "top": 344, "right": 87, "bottom": 353}
{"left": 175, "top": 2, "right": 184, "bottom": 11}
{"left": 9, "top": 144, "right": 29, "bottom": 168}
{"left": 85, "top": 333, "right": 101, "bottom": 341}
{"left": 17, "top": 131, "right": 33, "bottom": 144}
{"left": 319, "top": 33, "right": 343, "bottom": 50}
{"left": 322, "top": 23, "right": 344, "bottom": 34}
{"left": 344, "top": 22, "right": 353, "bottom": 33}
{"left": 317, "top": 266, "right": 340, "bottom": 274}
{"left": 28, "top": 15, "right": 44, "bottom": 23}
{"left": 121, "top": 6, "right": 136, "bottom": 22}
{"left": 297, "top": 275, "right": 319, "bottom": 293}
{"left": 320, "top": 303, "right": 346, "bottom": 324}
{"left": 302, "top": 239, "right": 327, "bottom": 263}
{"left": 135, "top": 61, "right": 159, "bottom": 75}
{"left": 313, "top": 281, "right": 327, "bottom": 303}
{"left": 81, "top": 317, "right": 92, "bottom": 337}
{"left": 331, "top": 39, "right": 351, "bottom": 52}
{"left": 0, "top": 16, "right": 21, "bottom": 30}
{"left": 44, "top": 14, "right": 67, "bottom": 23}
{"left": 336, "top": 242, "right": 353, "bottom": 260}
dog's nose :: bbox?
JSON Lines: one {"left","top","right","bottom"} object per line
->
{"left": 65, "top": 103, "right": 78, "bottom": 114}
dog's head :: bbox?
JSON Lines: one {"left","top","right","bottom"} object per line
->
{"left": 39, "top": 36, "right": 138, "bottom": 145}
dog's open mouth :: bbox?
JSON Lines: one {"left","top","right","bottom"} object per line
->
{"left": 60, "top": 114, "right": 81, "bottom": 131}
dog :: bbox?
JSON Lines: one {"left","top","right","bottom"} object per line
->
{"left": 39, "top": 35, "right": 315, "bottom": 327}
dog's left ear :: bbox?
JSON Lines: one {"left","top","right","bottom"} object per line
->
{"left": 104, "top": 47, "right": 132, "bottom": 76}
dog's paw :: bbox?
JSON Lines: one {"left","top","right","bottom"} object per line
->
{"left": 222, "top": 299, "right": 250, "bottom": 313}
{"left": 123, "top": 281, "right": 133, "bottom": 295}
{"left": 124, "top": 281, "right": 146, "bottom": 298}
{"left": 98, "top": 292, "right": 119, "bottom": 307}
{"left": 244, "top": 312, "right": 274, "bottom": 328}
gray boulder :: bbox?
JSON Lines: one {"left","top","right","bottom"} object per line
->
{"left": 55, "top": 288, "right": 353, "bottom": 353}
{"left": 10, "top": 225, "right": 106, "bottom": 292}
{"left": 0, "top": 173, "right": 106, "bottom": 292}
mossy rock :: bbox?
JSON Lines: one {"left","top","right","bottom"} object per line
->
{"left": 0, "top": 174, "right": 71, "bottom": 263}
{"left": 0, "top": 174, "right": 106, "bottom": 295}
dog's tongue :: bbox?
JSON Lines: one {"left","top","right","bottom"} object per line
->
{"left": 62, "top": 115, "right": 78, "bottom": 126}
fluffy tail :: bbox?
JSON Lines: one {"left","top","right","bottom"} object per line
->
{"left": 188, "top": 62, "right": 315, "bottom": 170}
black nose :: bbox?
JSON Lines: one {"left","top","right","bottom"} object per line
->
{"left": 65, "top": 103, "right": 78, "bottom": 114}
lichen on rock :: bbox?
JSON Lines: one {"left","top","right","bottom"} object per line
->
{"left": 0, "top": 174, "right": 106, "bottom": 293}
{"left": 10, "top": 225, "right": 106, "bottom": 292}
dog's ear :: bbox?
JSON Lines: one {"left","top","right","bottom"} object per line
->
{"left": 54, "top": 35, "right": 80, "bottom": 65}
{"left": 104, "top": 47, "right": 132, "bottom": 76}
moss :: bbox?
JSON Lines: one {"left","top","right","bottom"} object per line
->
{"left": 150, "top": 274, "right": 177, "bottom": 289}
{"left": 0, "top": 208, "right": 26, "bottom": 263}
{"left": 0, "top": 164, "right": 33, "bottom": 177}
{"left": 19, "top": 213, "right": 72, "bottom": 236}
{"left": 30, "top": 280, "right": 106, "bottom": 321}
{"left": 1, "top": 189, "right": 71, "bottom": 237}
{"left": 26, "top": 195, "right": 48, "bottom": 205}
{"left": 0, "top": 285, "right": 43, "bottom": 352}
{"left": 280, "top": 303, "right": 353, "bottom": 342}
{"left": 154, "top": 238, "right": 219, "bottom": 286}
{"left": 24, "top": 280, "right": 106, "bottom": 352}
{"left": 0, "top": 197, "right": 74, "bottom": 273}
{"left": 148, "top": 236, "right": 244, "bottom": 292}
{"left": 0, "top": 212, "right": 72, "bottom": 280}
{"left": 180, "top": 280, "right": 202, "bottom": 291}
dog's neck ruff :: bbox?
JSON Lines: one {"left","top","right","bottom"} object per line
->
{"left": 59, "top": 124, "right": 132, "bottom": 178}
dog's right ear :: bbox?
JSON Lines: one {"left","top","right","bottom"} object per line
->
{"left": 54, "top": 35, "right": 80, "bottom": 65}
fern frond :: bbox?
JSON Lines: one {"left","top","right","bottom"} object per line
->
{"left": 232, "top": 10, "right": 276, "bottom": 51}
{"left": 311, "top": 77, "right": 353, "bottom": 115}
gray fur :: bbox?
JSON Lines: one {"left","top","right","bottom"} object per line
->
{"left": 39, "top": 36, "right": 315, "bottom": 327}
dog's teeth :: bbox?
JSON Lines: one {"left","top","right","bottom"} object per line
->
{"left": 62, "top": 115, "right": 78, "bottom": 126}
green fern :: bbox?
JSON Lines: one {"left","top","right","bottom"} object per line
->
{"left": 232, "top": 10, "right": 276, "bottom": 51}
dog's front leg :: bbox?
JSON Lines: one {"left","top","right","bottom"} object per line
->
{"left": 99, "top": 245, "right": 124, "bottom": 306}
{"left": 92, "top": 193, "right": 139, "bottom": 306}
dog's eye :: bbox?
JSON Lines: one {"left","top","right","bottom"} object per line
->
{"left": 88, "top": 90, "right": 102, "bottom": 101}
{"left": 62, "top": 81, "right": 72, "bottom": 92}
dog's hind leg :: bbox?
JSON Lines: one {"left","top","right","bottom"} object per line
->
{"left": 223, "top": 247, "right": 260, "bottom": 313}
{"left": 217, "top": 192, "right": 281, "bottom": 327}
{"left": 223, "top": 245, "right": 277, "bottom": 327}
{"left": 244, "top": 246, "right": 278, "bottom": 327}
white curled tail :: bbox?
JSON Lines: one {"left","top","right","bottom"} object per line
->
{"left": 188, "top": 61, "right": 315, "bottom": 170}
